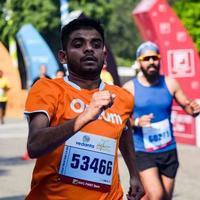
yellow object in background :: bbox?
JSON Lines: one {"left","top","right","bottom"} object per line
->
{"left": 100, "top": 65, "right": 114, "bottom": 85}
{"left": 0, "top": 76, "right": 10, "bottom": 102}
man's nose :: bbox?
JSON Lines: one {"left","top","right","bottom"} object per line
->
{"left": 149, "top": 58, "right": 154, "bottom": 63}
{"left": 84, "top": 42, "right": 93, "bottom": 52}
{"left": 85, "top": 42, "right": 92, "bottom": 50}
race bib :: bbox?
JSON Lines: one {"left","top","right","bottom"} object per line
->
{"left": 142, "top": 119, "right": 172, "bottom": 151}
{"left": 59, "top": 131, "right": 116, "bottom": 192}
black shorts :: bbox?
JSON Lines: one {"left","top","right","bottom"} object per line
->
{"left": 0, "top": 102, "right": 7, "bottom": 110}
{"left": 135, "top": 149, "right": 179, "bottom": 178}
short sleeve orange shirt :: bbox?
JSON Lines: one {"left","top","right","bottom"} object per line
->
{"left": 25, "top": 77, "right": 134, "bottom": 200}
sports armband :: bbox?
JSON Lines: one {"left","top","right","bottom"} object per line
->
{"left": 134, "top": 118, "right": 139, "bottom": 127}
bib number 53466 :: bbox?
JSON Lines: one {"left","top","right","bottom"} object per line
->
{"left": 71, "top": 153, "right": 112, "bottom": 176}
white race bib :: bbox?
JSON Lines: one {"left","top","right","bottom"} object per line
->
{"left": 59, "top": 131, "right": 116, "bottom": 192}
{"left": 142, "top": 119, "right": 172, "bottom": 151}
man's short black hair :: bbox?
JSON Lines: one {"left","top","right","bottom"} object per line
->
{"left": 61, "top": 18, "right": 104, "bottom": 50}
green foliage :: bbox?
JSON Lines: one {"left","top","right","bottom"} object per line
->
{"left": 69, "top": 0, "right": 113, "bottom": 27}
{"left": 116, "top": 56, "right": 133, "bottom": 67}
{"left": 106, "top": 0, "right": 141, "bottom": 64}
{"left": 0, "top": 0, "right": 60, "bottom": 45}
{"left": 172, "top": 1, "right": 200, "bottom": 52}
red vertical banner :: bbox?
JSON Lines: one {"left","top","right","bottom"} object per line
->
{"left": 132, "top": 0, "right": 200, "bottom": 146}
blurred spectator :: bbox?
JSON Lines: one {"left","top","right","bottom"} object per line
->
{"left": 55, "top": 69, "right": 65, "bottom": 78}
{"left": 0, "top": 70, "right": 10, "bottom": 124}
{"left": 31, "top": 64, "right": 51, "bottom": 86}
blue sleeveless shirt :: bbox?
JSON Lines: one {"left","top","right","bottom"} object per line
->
{"left": 132, "top": 75, "right": 176, "bottom": 153}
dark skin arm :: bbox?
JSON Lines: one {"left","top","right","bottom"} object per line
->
{"left": 27, "top": 112, "right": 85, "bottom": 158}
{"left": 166, "top": 77, "right": 200, "bottom": 116}
{"left": 27, "top": 90, "right": 116, "bottom": 158}
{"left": 119, "top": 120, "right": 145, "bottom": 199}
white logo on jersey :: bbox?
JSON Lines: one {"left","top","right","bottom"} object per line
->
{"left": 98, "top": 111, "right": 122, "bottom": 124}
{"left": 70, "top": 99, "right": 85, "bottom": 113}
{"left": 70, "top": 98, "right": 122, "bottom": 125}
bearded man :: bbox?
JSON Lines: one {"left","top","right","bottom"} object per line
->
{"left": 123, "top": 41, "right": 200, "bottom": 200}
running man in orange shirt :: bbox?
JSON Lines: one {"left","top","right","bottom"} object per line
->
{"left": 24, "top": 18, "right": 144, "bottom": 200}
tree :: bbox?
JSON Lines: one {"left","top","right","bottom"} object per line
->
{"left": 106, "top": 0, "right": 140, "bottom": 66}
{"left": 0, "top": 0, "right": 60, "bottom": 47}
{"left": 172, "top": 1, "right": 200, "bottom": 52}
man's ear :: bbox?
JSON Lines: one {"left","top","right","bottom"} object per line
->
{"left": 103, "top": 46, "right": 107, "bottom": 65}
{"left": 58, "top": 50, "right": 67, "bottom": 64}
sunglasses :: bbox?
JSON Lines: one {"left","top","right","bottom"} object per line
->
{"left": 139, "top": 55, "right": 160, "bottom": 61}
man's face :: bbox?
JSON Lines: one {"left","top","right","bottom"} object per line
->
{"left": 138, "top": 50, "right": 160, "bottom": 83}
{"left": 59, "top": 29, "right": 105, "bottom": 79}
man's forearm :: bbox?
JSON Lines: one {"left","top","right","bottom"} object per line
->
{"left": 119, "top": 123, "right": 138, "bottom": 178}
{"left": 28, "top": 111, "right": 93, "bottom": 158}
{"left": 119, "top": 123, "right": 144, "bottom": 199}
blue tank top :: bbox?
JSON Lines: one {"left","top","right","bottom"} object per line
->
{"left": 132, "top": 75, "right": 176, "bottom": 153}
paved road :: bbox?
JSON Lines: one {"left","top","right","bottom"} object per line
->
{"left": 0, "top": 118, "right": 200, "bottom": 200}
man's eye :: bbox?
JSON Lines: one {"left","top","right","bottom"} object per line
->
{"left": 74, "top": 42, "right": 82, "bottom": 48}
{"left": 93, "top": 42, "right": 102, "bottom": 49}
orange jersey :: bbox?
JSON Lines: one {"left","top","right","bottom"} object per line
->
{"left": 25, "top": 77, "right": 134, "bottom": 200}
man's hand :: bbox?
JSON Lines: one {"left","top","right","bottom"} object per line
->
{"left": 136, "top": 113, "right": 154, "bottom": 127}
{"left": 184, "top": 100, "right": 200, "bottom": 117}
{"left": 120, "top": 121, "right": 145, "bottom": 200}
{"left": 127, "top": 177, "right": 145, "bottom": 200}
{"left": 84, "top": 90, "right": 116, "bottom": 121}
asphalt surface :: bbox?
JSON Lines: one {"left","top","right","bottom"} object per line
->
{"left": 0, "top": 117, "right": 200, "bottom": 200}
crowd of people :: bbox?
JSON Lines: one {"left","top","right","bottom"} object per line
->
{"left": 1, "top": 16, "right": 200, "bottom": 200}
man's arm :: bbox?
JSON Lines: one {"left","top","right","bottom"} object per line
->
{"left": 166, "top": 77, "right": 200, "bottom": 116}
{"left": 119, "top": 120, "right": 144, "bottom": 199}
{"left": 27, "top": 91, "right": 116, "bottom": 158}
{"left": 123, "top": 80, "right": 134, "bottom": 96}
